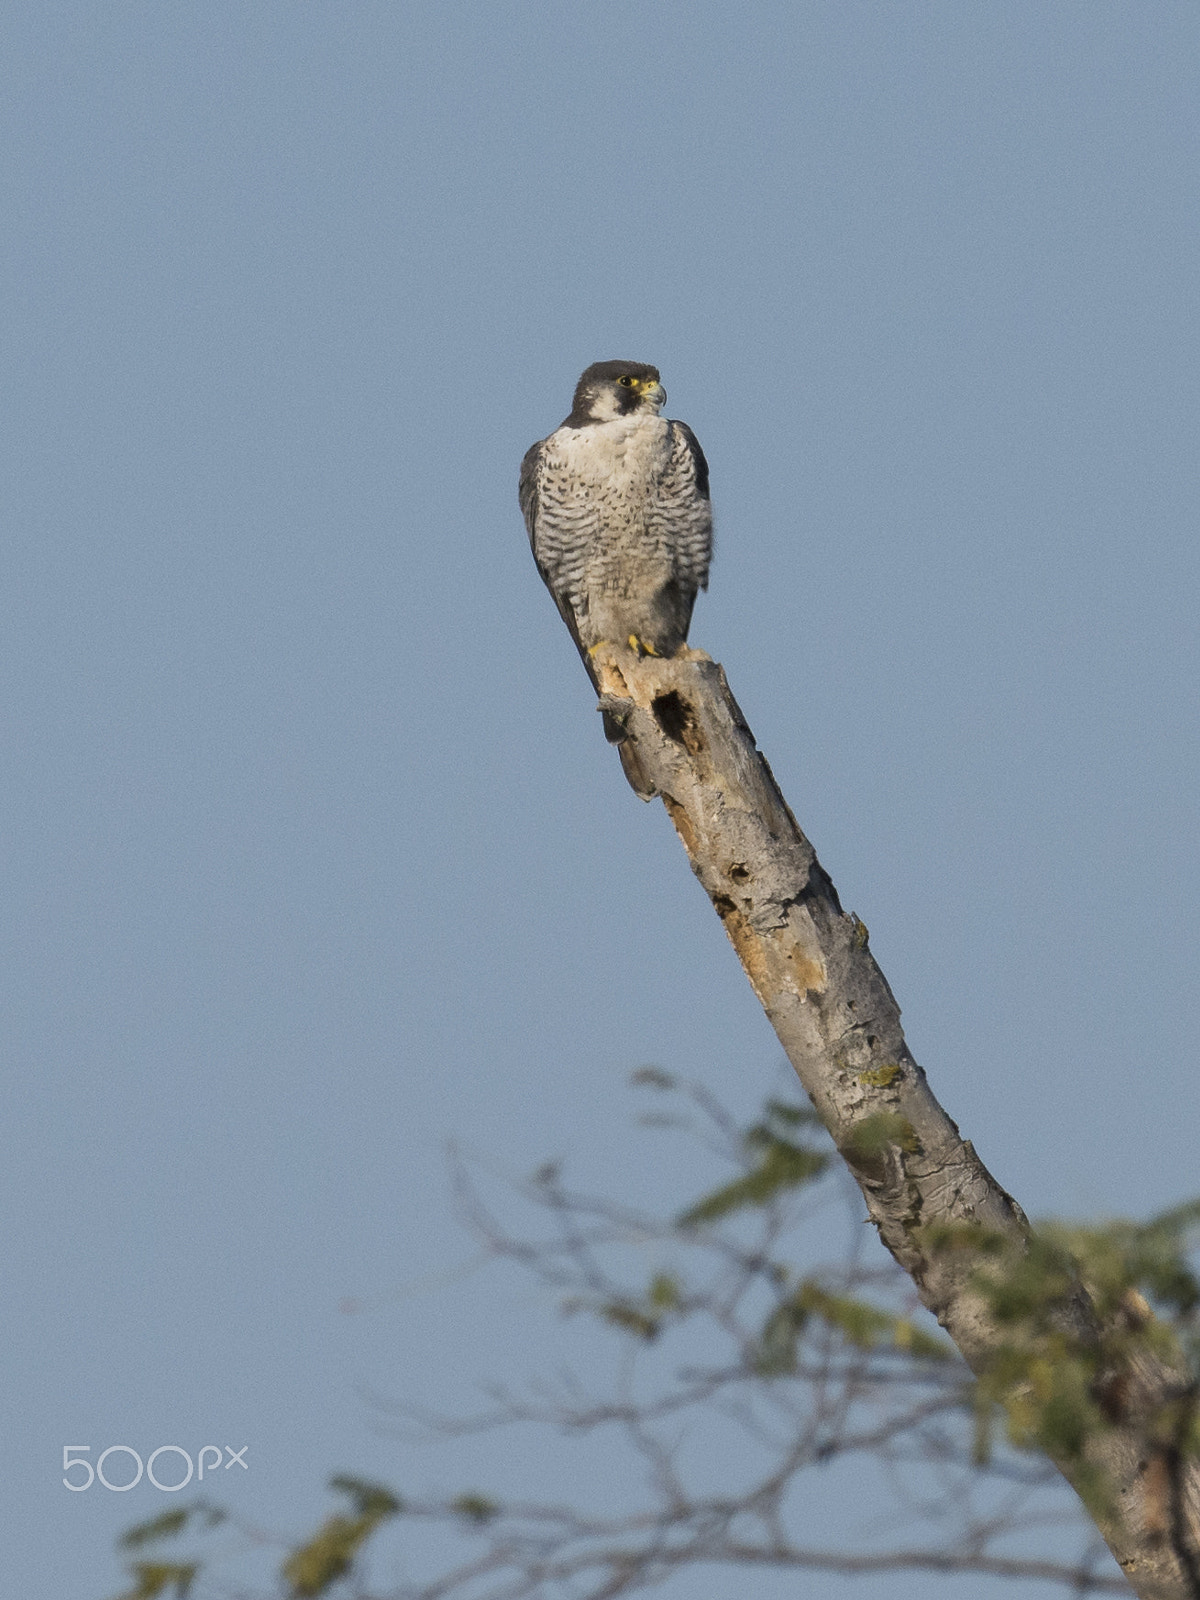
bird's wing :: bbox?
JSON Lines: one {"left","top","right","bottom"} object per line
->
{"left": 519, "top": 425, "right": 662, "bottom": 800}
{"left": 518, "top": 438, "right": 543, "bottom": 544}
{"left": 671, "top": 421, "right": 710, "bottom": 501}
{"left": 519, "top": 435, "right": 596, "bottom": 681}
{"left": 666, "top": 421, "right": 714, "bottom": 594}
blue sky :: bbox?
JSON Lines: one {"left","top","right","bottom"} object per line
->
{"left": 4, "top": 4, "right": 1199, "bottom": 1596}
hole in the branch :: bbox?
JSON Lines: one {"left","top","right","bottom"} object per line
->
{"left": 652, "top": 691, "right": 690, "bottom": 741}
{"left": 651, "top": 691, "right": 703, "bottom": 754}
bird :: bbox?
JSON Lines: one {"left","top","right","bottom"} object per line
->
{"left": 520, "top": 360, "right": 712, "bottom": 664}
{"left": 519, "top": 361, "right": 713, "bottom": 787}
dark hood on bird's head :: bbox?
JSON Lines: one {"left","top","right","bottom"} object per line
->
{"left": 566, "top": 360, "right": 662, "bottom": 424}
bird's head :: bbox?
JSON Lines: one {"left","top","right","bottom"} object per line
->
{"left": 569, "top": 361, "right": 666, "bottom": 423}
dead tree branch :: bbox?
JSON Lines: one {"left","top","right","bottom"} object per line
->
{"left": 588, "top": 642, "right": 1200, "bottom": 1600}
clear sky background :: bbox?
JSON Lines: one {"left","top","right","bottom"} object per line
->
{"left": 4, "top": 4, "right": 1198, "bottom": 1597}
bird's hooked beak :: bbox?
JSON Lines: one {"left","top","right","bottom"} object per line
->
{"left": 635, "top": 378, "right": 666, "bottom": 411}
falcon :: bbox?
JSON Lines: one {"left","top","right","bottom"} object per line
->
{"left": 519, "top": 360, "right": 713, "bottom": 696}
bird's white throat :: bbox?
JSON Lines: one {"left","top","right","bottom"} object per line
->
{"left": 551, "top": 412, "right": 670, "bottom": 483}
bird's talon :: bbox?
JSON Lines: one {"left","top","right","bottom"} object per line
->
{"left": 627, "top": 634, "right": 660, "bottom": 658}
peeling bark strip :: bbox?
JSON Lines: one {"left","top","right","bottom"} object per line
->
{"left": 587, "top": 644, "right": 1200, "bottom": 1600}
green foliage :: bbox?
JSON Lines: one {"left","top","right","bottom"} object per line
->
{"left": 757, "top": 1276, "right": 956, "bottom": 1374}
{"left": 648, "top": 1271, "right": 681, "bottom": 1310}
{"left": 679, "top": 1100, "right": 829, "bottom": 1225}
{"left": 113, "top": 1564, "right": 197, "bottom": 1600}
{"left": 596, "top": 1297, "right": 665, "bottom": 1341}
{"left": 118, "top": 1511, "right": 190, "bottom": 1549}
{"left": 281, "top": 1477, "right": 403, "bottom": 1597}
{"left": 1043, "top": 1199, "right": 1200, "bottom": 1321}
{"left": 112, "top": 1505, "right": 227, "bottom": 1600}
{"left": 108, "top": 1078, "right": 1200, "bottom": 1598}
{"left": 571, "top": 1271, "right": 685, "bottom": 1343}
{"left": 839, "top": 1112, "right": 917, "bottom": 1167}
{"left": 326, "top": 1475, "right": 404, "bottom": 1519}
{"left": 856, "top": 1062, "right": 902, "bottom": 1088}
{"left": 281, "top": 1516, "right": 367, "bottom": 1597}
{"left": 960, "top": 1204, "right": 1200, "bottom": 1520}
{"left": 451, "top": 1493, "right": 499, "bottom": 1524}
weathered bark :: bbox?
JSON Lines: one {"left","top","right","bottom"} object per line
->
{"left": 585, "top": 642, "right": 1200, "bottom": 1600}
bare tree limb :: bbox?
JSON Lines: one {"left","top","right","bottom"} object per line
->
{"left": 588, "top": 643, "right": 1200, "bottom": 1600}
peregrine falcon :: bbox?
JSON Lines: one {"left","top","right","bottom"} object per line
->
{"left": 520, "top": 360, "right": 713, "bottom": 711}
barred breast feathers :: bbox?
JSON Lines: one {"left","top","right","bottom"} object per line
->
{"left": 520, "top": 402, "right": 712, "bottom": 658}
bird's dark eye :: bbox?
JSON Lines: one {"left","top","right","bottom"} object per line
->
{"left": 617, "top": 375, "right": 634, "bottom": 387}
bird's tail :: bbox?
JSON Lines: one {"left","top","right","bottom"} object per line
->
{"left": 570, "top": 632, "right": 657, "bottom": 802}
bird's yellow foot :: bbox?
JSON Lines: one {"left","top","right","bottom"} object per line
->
{"left": 627, "top": 634, "right": 660, "bottom": 657}
{"left": 587, "top": 640, "right": 612, "bottom": 658}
